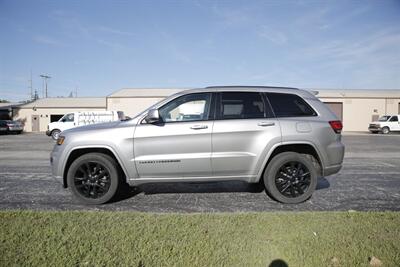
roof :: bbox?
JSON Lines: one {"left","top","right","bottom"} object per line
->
{"left": 0, "top": 102, "right": 22, "bottom": 109}
{"left": 311, "top": 89, "right": 400, "bottom": 98}
{"left": 18, "top": 97, "right": 106, "bottom": 109}
{"left": 108, "top": 88, "right": 185, "bottom": 98}
{"left": 109, "top": 86, "right": 305, "bottom": 98}
{"left": 206, "top": 85, "right": 298, "bottom": 90}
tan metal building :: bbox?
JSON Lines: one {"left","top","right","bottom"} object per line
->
{"left": 317, "top": 89, "right": 400, "bottom": 131}
{"left": 107, "top": 88, "right": 400, "bottom": 132}
{"left": 14, "top": 88, "right": 400, "bottom": 132}
{"left": 14, "top": 97, "right": 106, "bottom": 132}
{"left": 106, "top": 88, "right": 183, "bottom": 118}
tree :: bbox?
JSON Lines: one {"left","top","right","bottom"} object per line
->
{"left": 0, "top": 99, "right": 10, "bottom": 103}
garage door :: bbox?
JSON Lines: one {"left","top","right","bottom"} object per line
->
{"left": 324, "top": 102, "right": 343, "bottom": 121}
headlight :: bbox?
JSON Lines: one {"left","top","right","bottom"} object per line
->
{"left": 57, "top": 136, "right": 65, "bottom": 145}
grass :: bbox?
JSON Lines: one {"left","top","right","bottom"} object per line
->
{"left": 1, "top": 211, "right": 399, "bottom": 267}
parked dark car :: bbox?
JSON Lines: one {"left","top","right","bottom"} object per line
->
{"left": 0, "top": 120, "right": 23, "bottom": 134}
{"left": 0, "top": 120, "right": 8, "bottom": 134}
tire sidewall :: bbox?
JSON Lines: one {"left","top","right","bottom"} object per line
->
{"left": 51, "top": 130, "right": 61, "bottom": 140}
{"left": 67, "top": 153, "right": 119, "bottom": 205}
{"left": 264, "top": 152, "right": 317, "bottom": 204}
{"left": 382, "top": 127, "right": 390, "bottom": 134}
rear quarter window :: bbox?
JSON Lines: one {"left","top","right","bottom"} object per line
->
{"left": 266, "top": 93, "right": 317, "bottom": 117}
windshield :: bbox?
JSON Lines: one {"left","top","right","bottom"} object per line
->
{"left": 378, "top": 116, "right": 390, "bottom": 122}
{"left": 59, "top": 113, "right": 74, "bottom": 122}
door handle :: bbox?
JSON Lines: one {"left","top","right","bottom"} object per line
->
{"left": 190, "top": 125, "right": 208, "bottom": 130}
{"left": 258, "top": 122, "right": 275, "bottom": 127}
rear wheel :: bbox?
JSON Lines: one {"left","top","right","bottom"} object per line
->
{"left": 51, "top": 129, "right": 61, "bottom": 140}
{"left": 382, "top": 127, "right": 390, "bottom": 134}
{"left": 67, "top": 153, "right": 120, "bottom": 205}
{"left": 263, "top": 152, "right": 317, "bottom": 204}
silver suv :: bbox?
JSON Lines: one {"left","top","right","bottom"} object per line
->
{"left": 51, "top": 86, "right": 344, "bottom": 204}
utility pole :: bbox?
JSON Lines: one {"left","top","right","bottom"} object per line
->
{"left": 39, "top": 74, "right": 51, "bottom": 98}
{"left": 29, "top": 70, "right": 33, "bottom": 100}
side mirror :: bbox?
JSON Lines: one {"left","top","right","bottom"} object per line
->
{"left": 61, "top": 118, "right": 66, "bottom": 122}
{"left": 145, "top": 109, "right": 160, "bottom": 124}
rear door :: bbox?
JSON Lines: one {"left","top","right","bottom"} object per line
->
{"left": 211, "top": 91, "right": 281, "bottom": 177}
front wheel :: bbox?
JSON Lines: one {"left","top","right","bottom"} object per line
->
{"left": 51, "top": 129, "right": 61, "bottom": 140}
{"left": 382, "top": 127, "right": 390, "bottom": 134}
{"left": 263, "top": 152, "right": 317, "bottom": 204}
{"left": 67, "top": 153, "right": 120, "bottom": 204}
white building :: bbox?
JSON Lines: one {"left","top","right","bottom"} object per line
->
{"left": 14, "top": 97, "right": 106, "bottom": 132}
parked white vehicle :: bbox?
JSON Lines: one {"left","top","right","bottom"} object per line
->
{"left": 46, "top": 111, "right": 124, "bottom": 140}
{"left": 368, "top": 115, "right": 400, "bottom": 134}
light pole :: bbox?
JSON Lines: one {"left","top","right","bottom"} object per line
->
{"left": 39, "top": 74, "right": 51, "bottom": 98}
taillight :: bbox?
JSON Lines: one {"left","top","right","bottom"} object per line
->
{"left": 329, "top": 120, "right": 343, "bottom": 134}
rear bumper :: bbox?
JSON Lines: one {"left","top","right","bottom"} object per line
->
{"left": 323, "top": 164, "right": 342, "bottom": 176}
{"left": 8, "top": 126, "right": 23, "bottom": 132}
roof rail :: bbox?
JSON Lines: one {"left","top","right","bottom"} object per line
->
{"left": 205, "top": 85, "right": 298, "bottom": 90}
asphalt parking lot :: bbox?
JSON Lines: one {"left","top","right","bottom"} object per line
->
{"left": 0, "top": 132, "right": 399, "bottom": 212}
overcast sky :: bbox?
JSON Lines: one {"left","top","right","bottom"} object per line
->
{"left": 1, "top": 0, "right": 400, "bottom": 101}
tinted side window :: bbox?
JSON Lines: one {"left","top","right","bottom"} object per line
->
{"left": 219, "top": 92, "right": 270, "bottom": 119}
{"left": 389, "top": 116, "right": 398, "bottom": 122}
{"left": 159, "top": 93, "right": 211, "bottom": 122}
{"left": 267, "top": 93, "right": 317, "bottom": 117}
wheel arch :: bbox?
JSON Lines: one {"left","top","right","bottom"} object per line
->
{"left": 257, "top": 142, "right": 324, "bottom": 182}
{"left": 62, "top": 146, "right": 128, "bottom": 188}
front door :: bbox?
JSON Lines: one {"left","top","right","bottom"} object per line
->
{"left": 31, "top": 115, "right": 39, "bottom": 132}
{"left": 389, "top": 115, "right": 400, "bottom": 131}
{"left": 134, "top": 92, "right": 213, "bottom": 178}
{"left": 59, "top": 113, "right": 75, "bottom": 131}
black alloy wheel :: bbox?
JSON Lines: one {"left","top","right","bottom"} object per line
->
{"left": 263, "top": 152, "right": 317, "bottom": 204}
{"left": 73, "top": 161, "right": 111, "bottom": 199}
{"left": 275, "top": 161, "right": 311, "bottom": 198}
{"left": 67, "top": 153, "right": 120, "bottom": 204}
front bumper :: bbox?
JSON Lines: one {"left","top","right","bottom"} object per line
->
{"left": 46, "top": 130, "right": 51, "bottom": 136}
{"left": 368, "top": 127, "right": 381, "bottom": 132}
{"left": 368, "top": 124, "right": 381, "bottom": 132}
{"left": 50, "top": 146, "right": 65, "bottom": 187}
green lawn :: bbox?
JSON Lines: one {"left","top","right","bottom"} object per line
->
{"left": 1, "top": 211, "right": 399, "bottom": 266}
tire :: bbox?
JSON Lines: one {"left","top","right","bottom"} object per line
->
{"left": 51, "top": 129, "right": 61, "bottom": 140}
{"left": 382, "top": 127, "right": 390, "bottom": 134}
{"left": 67, "top": 153, "right": 120, "bottom": 205}
{"left": 263, "top": 152, "right": 317, "bottom": 204}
